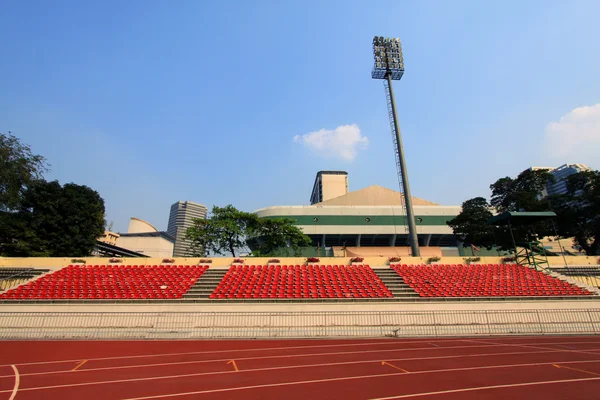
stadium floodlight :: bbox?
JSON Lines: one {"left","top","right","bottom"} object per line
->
{"left": 371, "top": 36, "right": 420, "bottom": 257}
{"left": 371, "top": 36, "right": 404, "bottom": 80}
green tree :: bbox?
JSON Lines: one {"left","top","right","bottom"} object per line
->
{"left": 185, "top": 205, "right": 313, "bottom": 257}
{"left": 551, "top": 171, "right": 600, "bottom": 255}
{"left": 490, "top": 168, "right": 554, "bottom": 213}
{"left": 0, "top": 210, "right": 47, "bottom": 256}
{"left": 489, "top": 168, "right": 555, "bottom": 244}
{"left": 0, "top": 132, "right": 49, "bottom": 211}
{"left": 1, "top": 180, "right": 105, "bottom": 257}
{"left": 447, "top": 197, "right": 496, "bottom": 249}
{"left": 186, "top": 205, "right": 258, "bottom": 257}
{"left": 247, "top": 217, "right": 312, "bottom": 256}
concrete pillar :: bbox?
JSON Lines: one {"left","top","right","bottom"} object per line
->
{"left": 357, "top": 234, "right": 362, "bottom": 247}
{"left": 390, "top": 234, "right": 397, "bottom": 247}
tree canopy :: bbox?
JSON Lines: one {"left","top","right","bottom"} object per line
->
{"left": 550, "top": 170, "right": 600, "bottom": 255}
{"left": 446, "top": 197, "right": 495, "bottom": 249}
{"left": 186, "top": 205, "right": 258, "bottom": 257}
{"left": 246, "top": 217, "right": 312, "bottom": 256}
{"left": 186, "top": 205, "right": 312, "bottom": 257}
{"left": 1, "top": 180, "right": 106, "bottom": 257}
{"left": 0, "top": 131, "right": 48, "bottom": 212}
{"left": 449, "top": 168, "right": 600, "bottom": 255}
{"left": 490, "top": 169, "right": 554, "bottom": 213}
{"left": 0, "top": 133, "right": 106, "bottom": 257}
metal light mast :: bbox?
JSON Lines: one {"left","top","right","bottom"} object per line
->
{"left": 371, "top": 36, "right": 420, "bottom": 257}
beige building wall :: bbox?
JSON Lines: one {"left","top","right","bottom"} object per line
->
{"left": 321, "top": 174, "right": 348, "bottom": 202}
{"left": 115, "top": 236, "right": 174, "bottom": 258}
{"left": 310, "top": 171, "right": 348, "bottom": 204}
{"left": 98, "top": 231, "right": 119, "bottom": 245}
{"left": 2, "top": 256, "right": 599, "bottom": 269}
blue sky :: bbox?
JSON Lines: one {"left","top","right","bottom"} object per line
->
{"left": 1, "top": 0, "right": 599, "bottom": 232}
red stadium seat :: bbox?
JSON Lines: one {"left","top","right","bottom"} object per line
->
{"left": 0, "top": 265, "right": 209, "bottom": 300}
{"left": 210, "top": 265, "right": 393, "bottom": 299}
{"left": 390, "top": 263, "right": 591, "bottom": 298}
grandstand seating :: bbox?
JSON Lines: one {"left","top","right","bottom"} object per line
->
{"left": 209, "top": 265, "right": 393, "bottom": 299}
{"left": 0, "top": 264, "right": 209, "bottom": 300}
{"left": 391, "top": 263, "right": 592, "bottom": 297}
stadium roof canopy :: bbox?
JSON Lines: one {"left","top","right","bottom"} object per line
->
{"left": 314, "top": 185, "right": 438, "bottom": 207}
{"left": 488, "top": 211, "right": 557, "bottom": 226}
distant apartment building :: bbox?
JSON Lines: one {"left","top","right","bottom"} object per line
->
{"left": 529, "top": 164, "right": 592, "bottom": 197}
{"left": 546, "top": 164, "right": 591, "bottom": 196}
{"left": 167, "top": 201, "right": 208, "bottom": 257}
{"left": 309, "top": 171, "right": 349, "bottom": 205}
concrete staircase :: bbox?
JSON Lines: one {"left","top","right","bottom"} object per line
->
{"left": 183, "top": 269, "right": 227, "bottom": 299}
{"left": 0, "top": 268, "right": 52, "bottom": 292}
{"left": 373, "top": 268, "right": 420, "bottom": 299}
{"left": 541, "top": 268, "right": 600, "bottom": 296}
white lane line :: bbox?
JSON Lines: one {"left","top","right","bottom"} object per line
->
{"left": 2, "top": 339, "right": 600, "bottom": 380}
{"left": 369, "top": 376, "right": 600, "bottom": 399}
{"left": 0, "top": 338, "right": 467, "bottom": 368}
{"left": 2, "top": 338, "right": 597, "bottom": 370}
{"left": 9, "top": 365, "right": 19, "bottom": 400}
{"left": 119, "top": 365, "right": 600, "bottom": 400}
{"left": 465, "top": 338, "right": 600, "bottom": 357}
{"left": 0, "top": 343, "right": 513, "bottom": 379}
{"left": 0, "top": 348, "right": 568, "bottom": 380}
{"left": 3, "top": 354, "right": 600, "bottom": 395}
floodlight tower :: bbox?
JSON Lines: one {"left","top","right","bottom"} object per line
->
{"left": 371, "top": 36, "right": 420, "bottom": 257}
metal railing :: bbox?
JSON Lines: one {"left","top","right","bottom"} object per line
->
{"left": 551, "top": 266, "right": 600, "bottom": 290}
{"left": 0, "top": 269, "right": 47, "bottom": 292}
{"left": 0, "top": 309, "right": 599, "bottom": 339}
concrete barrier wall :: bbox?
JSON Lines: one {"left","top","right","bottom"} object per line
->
{"left": 1, "top": 256, "right": 598, "bottom": 269}
{"left": 1, "top": 309, "right": 598, "bottom": 339}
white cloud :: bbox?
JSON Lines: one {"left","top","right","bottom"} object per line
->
{"left": 544, "top": 104, "right": 600, "bottom": 166}
{"left": 293, "top": 124, "right": 368, "bottom": 162}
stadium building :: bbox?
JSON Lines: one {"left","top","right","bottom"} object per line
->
{"left": 255, "top": 171, "right": 462, "bottom": 257}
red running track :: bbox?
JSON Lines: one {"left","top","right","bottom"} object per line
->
{"left": 1, "top": 336, "right": 600, "bottom": 399}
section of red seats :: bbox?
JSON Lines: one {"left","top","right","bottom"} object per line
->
{"left": 210, "top": 264, "right": 393, "bottom": 299}
{"left": 0, "top": 264, "right": 209, "bottom": 299}
{"left": 391, "top": 263, "right": 591, "bottom": 297}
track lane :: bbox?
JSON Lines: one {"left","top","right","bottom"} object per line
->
{"left": 6, "top": 354, "right": 600, "bottom": 398}
{"left": 3, "top": 337, "right": 600, "bottom": 399}
{"left": 7, "top": 338, "right": 600, "bottom": 377}
{"left": 10, "top": 343, "right": 600, "bottom": 388}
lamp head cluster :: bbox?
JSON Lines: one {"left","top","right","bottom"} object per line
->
{"left": 371, "top": 36, "right": 404, "bottom": 80}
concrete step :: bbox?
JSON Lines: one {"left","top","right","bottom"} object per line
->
{"left": 183, "top": 271, "right": 228, "bottom": 297}
{"left": 372, "top": 270, "right": 418, "bottom": 299}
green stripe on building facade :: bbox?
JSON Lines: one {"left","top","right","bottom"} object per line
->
{"left": 263, "top": 215, "right": 453, "bottom": 226}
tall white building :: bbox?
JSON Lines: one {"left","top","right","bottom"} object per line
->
{"left": 546, "top": 164, "right": 591, "bottom": 196}
{"left": 167, "top": 201, "right": 208, "bottom": 257}
{"left": 529, "top": 164, "right": 592, "bottom": 196}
